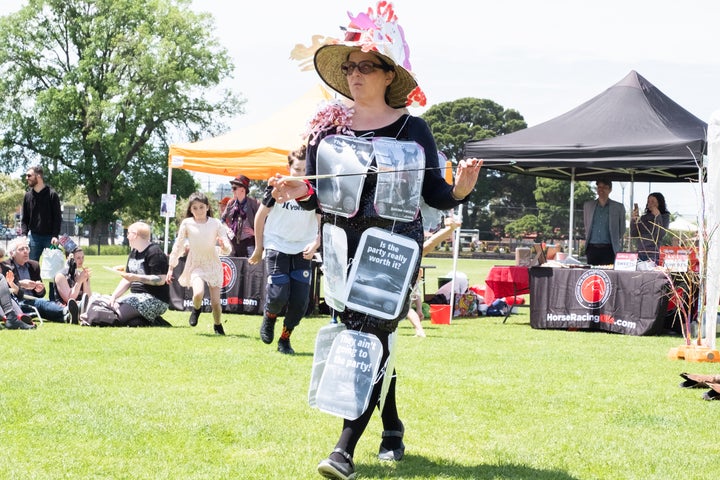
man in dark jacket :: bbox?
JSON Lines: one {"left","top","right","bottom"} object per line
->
{"left": 21, "top": 165, "right": 62, "bottom": 262}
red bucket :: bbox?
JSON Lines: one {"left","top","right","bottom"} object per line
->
{"left": 430, "top": 304, "right": 451, "bottom": 325}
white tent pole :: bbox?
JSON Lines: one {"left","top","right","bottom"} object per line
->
{"left": 164, "top": 166, "right": 173, "bottom": 254}
{"left": 703, "top": 111, "right": 720, "bottom": 348}
{"left": 568, "top": 168, "right": 575, "bottom": 256}
{"left": 448, "top": 203, "right": 463, "bottom": 324}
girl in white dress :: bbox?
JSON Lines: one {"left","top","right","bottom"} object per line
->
{"left": 167, "top": 192, "right": 232, "bottom": 334}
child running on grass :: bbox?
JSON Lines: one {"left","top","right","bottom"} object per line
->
{"left": 167, "top": 192, "right": 232, "bottom": 335}
{"left": 249, "top": 146, "right": 320, "bottom": 354}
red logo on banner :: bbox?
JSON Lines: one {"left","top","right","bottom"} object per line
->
{"left": 221, "top": 258, "right": 238, "bottom": 293}
{"left": 574, "top": 269, "right": 612, "bottom": 309}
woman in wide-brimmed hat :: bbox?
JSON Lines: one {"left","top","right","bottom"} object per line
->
{"left": 275, "top": 3, "right": 482, "bottom": 479}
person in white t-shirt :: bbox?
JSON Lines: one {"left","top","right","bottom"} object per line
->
{"left": 249, "top": 146, "right": 321, "bottom": 354}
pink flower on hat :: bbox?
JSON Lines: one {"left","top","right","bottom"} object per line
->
{"left": 346, "top": 2, "right": 411, "bottom": 72}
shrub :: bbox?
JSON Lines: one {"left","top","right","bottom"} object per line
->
{"left": 83, "top": 244, "right": 131, "bottom": 256}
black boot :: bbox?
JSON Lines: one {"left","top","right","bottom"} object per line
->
{"left": 260, "top": 312, "right": 277, "bottom": 344}
{"left": 188, "top": 307, "right": 201, "bottom": 327}
{"left": 214, "top": 323, "right": 225, "bottom": 335}
{"left": 277, "top": 337, "right": 295, "bottom": 355}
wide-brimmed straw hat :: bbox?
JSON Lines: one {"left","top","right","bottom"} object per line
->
{"left": 314, "top": 44, "right": 417, "bottom": 109}
{"left": 304, "top": 2, "right": 424, "bottom": 109}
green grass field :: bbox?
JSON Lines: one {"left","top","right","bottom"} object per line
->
{"left": 2, "top": 255, "right": 719, "bottom": 479}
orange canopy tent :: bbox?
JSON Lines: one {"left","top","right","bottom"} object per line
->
{"left": 163, "top": 84, "right": 333, "bottom": 251}
{"left": 167, "top": 84, "right": 333, "bottom": 180}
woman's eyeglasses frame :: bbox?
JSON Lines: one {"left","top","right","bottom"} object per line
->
{"left": 340, "top": 61, "right": 390, "bottom": 76}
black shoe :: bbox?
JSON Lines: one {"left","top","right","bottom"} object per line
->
{"left": 188, "top": 308, "right": 201, "bottom": 327}
{"left": 214, "top": 323, "right": 225, "bottom": 336}
{"left": 259, "top": 312, "right": 276, "bottom": 344}
{"left": 68, "top": 298, "right": 80, "bottom": 324}
{"left": 317, "top": 449, "right": 355, "bottom": 480}
{"left": 78, "top": 293, "right": 89, "bottom": 314}
{"left": 378, "top": 422, "right": 405, "bottom": 461}
{"left": 5, "top": 316, "right": 37, "bottom": 330}
{"left": 277, "top": 338, "right": 295, "bottom": 355}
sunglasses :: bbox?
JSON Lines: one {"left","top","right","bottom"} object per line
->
{"left": 340, "top": 60, "right": 389, "bottom": 76}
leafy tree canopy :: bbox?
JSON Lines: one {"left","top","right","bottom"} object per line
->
{"left": 0, "top": 173, "right": 25, "bottom": 226}
{"left": 0, "top": 0, "right": 242, "bottom": 237}
{"left": 422, "top": 97, "right": 525, "bottom": 162}
{"left": 422, "top": 98, "right": 530, "bottom": 239}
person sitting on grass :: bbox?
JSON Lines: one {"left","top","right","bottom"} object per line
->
{"left": 5, "top": 236, "right": 71, "bottom": 323}
{"left": 54, "top": 247, "right": 92, "bottom": 318}
{"left": 107, "top": 222, "right": 170, "bottom": 327}
{"left": 0, "top": 271, "right": 36, "bottom": 330}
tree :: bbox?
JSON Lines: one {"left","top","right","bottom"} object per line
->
{"left": 0, "top": 0, "right": 242, "bottom": 240}
{"left": 421, "top": 98, "right": 532, "bottom": 239}
{"left": 0, "top": 173, "right": 25, "bottom": 227}
{"left": 534, "top": 178, "right": 595, "bottom": 241}
{"left": 505, "top": 214, "right": 544, "bottom": 240}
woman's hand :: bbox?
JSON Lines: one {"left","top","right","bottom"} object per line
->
{"left": 78, "top": 268, "right": 91, "bottom": 283}
{"left": 452, "top": 158, "right": 483, "bottom": 199}
{"left": 269, "top": 174, "right": 309, "bottom": 203}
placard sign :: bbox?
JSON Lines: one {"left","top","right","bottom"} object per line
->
{"left": 308, "top": 323, "right": 347, "bottom": 408}
{"left": 614, "top": 252, "right": 638, "bottom": 271}
{"left": 663, "top": 252, "right": 689, "bottom": 272}
{"left": 322, "top": 224, "right": 348, "bottom": 312}
{"left": 315, "top": 330, "right": 382, "bottom": 420}
{"left": 372, "top": 138, "right": 425, "bottom": 222}
{"left": 316, "top": 135, "right": 373, "bottom": 217}
{"left": 160, "top": 193, "right": 176, "bottom": 218}
{"left": 659, "top": 246, "right": 697, "bottom": 273}
{"left": 345, "top": 227, "right": 420, "bottom": 320}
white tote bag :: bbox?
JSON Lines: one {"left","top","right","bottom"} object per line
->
{"left": 40, "top": 247, "right": 65, "bottom": 280}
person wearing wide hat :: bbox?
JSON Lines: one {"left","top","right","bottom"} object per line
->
{"left": 221, "top": 174, "right": 260, "bottom": 257}
{"left": 278, "top": 3, "right": 483, "bottom": 479}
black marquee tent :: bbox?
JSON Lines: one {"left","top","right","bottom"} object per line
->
{"left": 463, "top": 70, "right": 708, "bottom": 183}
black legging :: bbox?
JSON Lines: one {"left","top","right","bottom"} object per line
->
{"left": 333, "top": 324, "right": 402, "bottom": 457}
